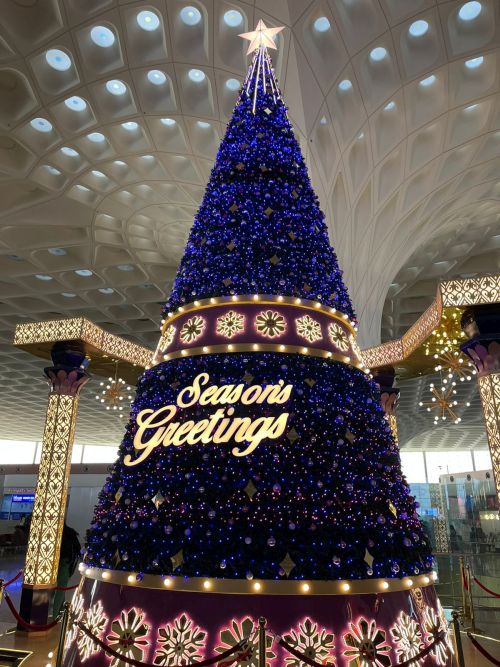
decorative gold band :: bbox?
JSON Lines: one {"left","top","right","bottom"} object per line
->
{"left": 79, "top": 565, "right": 436, "bottom": 596}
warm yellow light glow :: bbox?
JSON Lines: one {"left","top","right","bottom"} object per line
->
{"left": 381, "top": 581, "right": 389, "bottom": 590}
{"left": 127, "top": 574, "right": 135, "bottom": 583}
{"left": 102, "top": 571, "right": 110, "bottom": 580}
{"left": 203, "top": 580, "right": 211, "bottom": 589}
{"left": 253, "top": 582, "right": 262, "bottom": 591}
{"left": 301, "top": 583, "right": 310, "bottom": 592}
{"left": 406, "top": 579, "right": 413, "bottom": 587}
{"left": 423, "top": 576, "right": 430, "bottom": 584}
{"left": 341, "top": 582, "right": 350, "bottom": 592}
{"left": 163, "top": 577, "right": 172, "bottom": 586}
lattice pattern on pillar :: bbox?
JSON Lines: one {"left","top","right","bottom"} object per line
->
{"left": 478, "top": 373, "right": 500, "bottom": 504}
{"left": 441, "top": 274, "right": 500, "bottom": 307}
{"left": 387, "top": 414, "right": 398, "bottom": 443}
{"left": 429, "top": 484, "right": 450, "bottom": 554}
{"left": 24, "top": 393, "right": 78, "bottom": 586}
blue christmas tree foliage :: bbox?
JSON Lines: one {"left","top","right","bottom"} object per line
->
{"left": 84, "top": 43, "right": 433, "bottom": 581}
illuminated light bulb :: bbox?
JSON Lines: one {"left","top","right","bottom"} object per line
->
{"left": 85, "top": 568, "right": 92, "bottom": 576}
{"left": 194, "top": 300, "right": 200, "bottom": 306}
{"left": 315, "top": 302, "right": 321, "bottom": 308}
{"left": 341, "top": 582, "right": 350, "bottom": 592}
{"left": 253, "top": 582, "right": 261, "bottom": 591}
{"left": 295, "top": 298, "right": 302, "bottom": 304}
{"left": 179, "top": 306, "right": 184, "bottom": 312}
{"left": 279, "top": 345, "right": 285, "bottom": 351}
{"left": 253, "top": 294, "right": 259, "bottom": 300}
{"left": 227, "top": 344, "right": 233, "bottom": 351}
{"left": 202, "top": 346, "right": 208, "bottom": 352}
{"left": 301, "top": 583, "right": 310, "bottom": 592}
{"left": 381, "top": 581, "right": 389, "bottom": 590}
{"left": 423, "top": 576, "right": 430, "bottom": 584}
{"left": 232, "top": 295, "right": 238, "bottom": 301}
{"left": 181, "top": 350, "right": 187, "bottom": 356}
{"left": 406, "top": 579, "right": 413, "bottom": 587}
{"left": 163, "top": 578, "right": 172, "bottom": 587}
{"left": 48, "top": 653, "right": 54, "bottom": 659}
{"left": 203, "top": 580, "right": 211, "bottom": 589}
{"left": 278, "top": 295, "right": 284, "bottom": 302}
{"left": 210, "top": 298, "right": 216, "bottom": 304}
{"left": 302, "top": 347, "right": 309, "bottom": 354}
{"left": 127, "top": 575, "right": 135, "bottom": 583}
{"left": 432, "top": 571, "right": 438, "bottom": 581}
{"left": 102, "top": 571, "right": 110, "bottom": 579}
{"left": 253, "top": 344, "right": 259, "bottom": 350}
{"left": 163, "top": 355, "right": 170, "bottom": 360}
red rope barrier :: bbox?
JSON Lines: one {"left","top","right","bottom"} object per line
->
{"left": 3, "top": 592, "right": 60, "bottom": 632}
{"left": 53, "top": 583, "right": 78, "bottom": 591}
{"left": 473, "top": 576, "right": 500, "bottom": 598}
{"left": 2, "top": 570, "right": 23, "bottom": 588}
{"left": 77, "top": 621, "right": 252, "bottom": 667}
{"left": 278, "top": 631, "right": 447, "bottom": 667}
{"left": 468, "top": 633, "right": 500, "bottom": 666}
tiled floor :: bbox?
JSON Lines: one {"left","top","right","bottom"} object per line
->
{"left": 0, "top": 553, "right": 498, "bottom": 665}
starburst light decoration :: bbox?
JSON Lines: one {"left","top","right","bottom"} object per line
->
{"left": 154, "top": 613, "right": 207, "bottom": 666}
{"left": 95, "top": 365, "right": 133, "bottom": 418}
{"left": 180, "top": 315, "right": 206, "bottom": 344}
{"left": 433, "top": 350, "right": 475, "bottom": 383}
{"left": 419, "top": 383, "right": 465, "bottom": 425}
{"left": 283, "top": 617, "right": 335, "bottom": 666}
{"left": 295, "top": 315, "right": 322, "bottom": 344}
{"left": 343, "top": 618, "right": 391, "bottom": 666}
{"left": 424, "top": 308, "right": 466, "bottom": 356}
{"left": 216, "top": 310, "right": 245, "bottom": 338}
{"left": 255, "top": 310, "right": 286, "bottom": 338}
{"left": 328, "top": 322, "right": 350, "bottom": 352}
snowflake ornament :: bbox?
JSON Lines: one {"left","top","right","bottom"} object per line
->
{"left": 180, "top": 316, "right": 206, "bottom": 344}
{"left": 343, "top": 618, "right": 392, "bottom": 667}
{"left": 77, "top": 600, "right": 108, "bottom": 662}
{"left": 423, "top": 604, "right": 452, "bottom": 666}
{"left": 215, "top": 616, "right": 276, "bottom": 667}
{"left": 390, "top": 612, "right": 424, "bottom": 665}
{"left": 328, "top": 322, "right": 349, "bottom": 352}
{"left": 154, "top": 613, "right": 207, "bottom": 666}
{"left": 106, "top": 608, "right": 150, "bottom": 667}
{"left": 255, "top": 310, "right": 286, "bottom": 338}
{"left": 295, "top": 315, "right": 322, "bottom": 344}
{"left": 217, "top": 310, "right": 245, "bottom": 338}
{"left": 64, "top": 591, "right": 85, "bottom": 654}
{"left": 161, "top": 325, "right": 176, "bottom": 350}
{"left": 283, "top": 617, "right": 335, "bottom": 666}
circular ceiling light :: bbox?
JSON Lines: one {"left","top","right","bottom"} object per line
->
{"left": 419, "top": 74, "right": 436, "bottom": 87}
{"left": 91, "top": 170, "right": 106, "bottom": 178}
{"left": 313, "top": 16, "right": 330, "bottom": 32}
{"left": 458, "top": 1, "right": 482, "bottom": 21}
{"left": 370, "top": 47, "right": 387, "bottom": 62}
{"left": 409, "top": 19, "right": 429, "bottom": 37}
{"left": 180, "top": 6, "right": 202, "bottom": 25}
{"left": 90, "top": 25, "right": 115, "bottom": 47}
{"left": 188, "top": 68, "right": 205, "bottom": 82}
{"left": 223, "top": 9, "right": 243, "bottom": 27}
{"left": 319, "top": 116, "right": 328, "bottom": 125}
{"left": 30, "top": 117, "right": 53, "bottom": 133}
{"left": 106, "top": 79, "right": 127, "bottom": 95}
{"left": 338, "top": 79, "right": 352, "bottom": 91}
{"left": 136, "top": 10, "right": 160, "bottom": 31}
{"left": 76, "top": 184, "right": 90, "bottom": 192}
{"left": 114, "top": 160, "right": 126, "bottom": 166}
{"left": 465, "top": 56, "right": 483, "bottom": 69}
{"left": 161, "top": 117, "right": 176, "bottom": 126}
{"left": 45, "top": 165, "right": 61, "bottom": 175}
{"left": 62, "top": 292, "right": 76, "bottom": 298}
{"left": 142, "top": 154, "right": 154, "bottom": 160}
{"left": 147, "top": 69, "right": 167, "bottom": 85}
{"left": 35, "top": 274, "right": 53, "bottom": 281}
{"left": 87, "top": 132, "right": 105, "bottom": 142}
{"left": 45, "top": 48, "right": 71, "bottom": 71}
{"left": 75, "top": 269, "right": 93, "bottom": 277}
{"left": 197, "top": 121, "right": 210, "bottom": 128}
{"left": 99, "top": 287, "right": 114, "bottom": 294}
{"left": 122, "top": 121, "right": 138, "bottom": 131}
{"left": 384, "top": 101, "right": 396, "bottom": 111}
{"left": 61, "top": 146, "right": 79, "bottom": 157}
{"left": 64, "top": 95, "right": 87, "bottom": 111}
{"left": 118, "top": 264, "right": 134, "bottom": 272}
{"left": 48, "top": 247, "right": 66, "bottom": 256}
{"left": 225, "top": 78, "right": 240, "bottom": 91}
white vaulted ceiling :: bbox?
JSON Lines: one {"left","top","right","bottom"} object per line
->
{"left": 0, "top": 0, "right": 498, "bottom": 447}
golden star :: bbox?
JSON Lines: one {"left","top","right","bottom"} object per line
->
{"left": 239, "top": 19, "right": 284, "bottom": 55}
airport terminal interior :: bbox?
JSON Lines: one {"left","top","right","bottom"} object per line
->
{"left": 0, "top": 0, "right": 499, "bottom": 665}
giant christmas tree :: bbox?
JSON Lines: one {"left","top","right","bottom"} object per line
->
{"left": 65, "top": 23, "right": 452, "bottom": 667}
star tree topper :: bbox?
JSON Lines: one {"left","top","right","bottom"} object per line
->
{"left": 239, "top": 19, "right": 284, "bottom": 54}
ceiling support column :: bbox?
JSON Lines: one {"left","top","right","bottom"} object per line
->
{"left": 373, "top": 365, "right": 400, "bottom": 443}
{"left": 19, "top": 341, "right": 89, "bottom": 629}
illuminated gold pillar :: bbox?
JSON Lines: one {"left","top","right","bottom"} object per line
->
{"left": 460, "top": 305, "right": 500, "bottom": 507}
{"left": 373, "top": 366, "right": 400, "bottom": 443}
{"left": 20, "top": 341, "right": 89, "bottom": 627}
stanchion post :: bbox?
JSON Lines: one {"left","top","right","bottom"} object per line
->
{"left": 258, "top": 617, "right": 266, "bottom": 667}
{"left": 466, "top": 564, "right": 476, "bottom": 633}
{"left": 451, "top": 611, "right": 465, "bottom": 667}
{"left": 55, "top": 601, "right": 70, "bottom": 667}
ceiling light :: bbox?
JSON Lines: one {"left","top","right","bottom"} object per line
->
{"left": 35, "top": 274, "right": 53, "bottom": 281}
{"left": 76, "top": 185, "right": 90, "bottom": 192}
{"left": 122, "top": 121, "right": 138, "bottom": 131}
{"left": 48, "top": 247, "right": 66, "bottom": 256}
{"left": 30, "top": 118, "right": 53, "bottom": 133}
{"left": 90, "top": 25, "right": 115, "bottom": 47}
{"left": 147, "top": 69, "right": 167, "bottom": 85}
{"left": 61, "top": 146, "right": 79, "bottom": 157}
{"left": 136, "top": 10, "right": 160, "bottom": 31}
{"left": 225, "top": 78, "right": 240, "bottom": 91}
{"left": 384, "top": 101, "right": 396, "bottom": 111}
{"left": 465, "top": 56, "right": 483, "bottom": 69}
{"left": 87, "top": 132, "right": 105, "bottom": 142}
{"left": 98, "top": 287, "right": 114, "bottom": 294}
{"left": 45, "top": 165, "right": 61, "bottom": 175}
{"left": 419, "top": 74, "right": 436, "bottom": 87}
{"left": 114, "top": 160, "right": 126, "bottom": 166}
{"left": 106, "top": 79, "right": 127, "bottom": 95}
{"left": 188, "top": 68, "right": 205, "bottom": 82}
{"left": 314, "top": 16, "right": 331, "bottom": 32}
{"left": 197, "top": 121, "right": 210, "bottom": 128}
{"left": 319, "top": 116, "right": 328, "bottom": 125}
{"left": 75, "top": 269, "right": 93, "bottom": 277}
{"left": 62, "top": 292, "right": 76, "bottom": 298}
{"left": 464, "top": 103, "right": 479, "bottom": 112}
{"left": 142, "top": 154, "right": 154, "bottom": 160}
{"left": 409, "top": 19, "right": 429, "bottom": 37}
{"left": 64, "top": 96, "right": 87, "bottom": 111}
{"left": 338, "top": 79, "right": 352, "bottom": 91}
{"left": 45, "top": 48, "right": 71, "bottom": 71}
{"left": 161, "top": 118, "right": 176, "bottom": 126}
{"left": 118, "top": 264, "right": 134, "bottom": 272}
{"left": 458, "top": 1, "right": 482, "bottom": 21}
{"left": 180, "top": 6, "right": 202, "bottom": 25}
{"left": 223, "top": 9, "right": 242, "bottom": 27}
{"left": 91, "top": 170, "right": 106, "bottom": 178}
{"left": 370, "top": 47, "right": 387, "bottom": 62}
